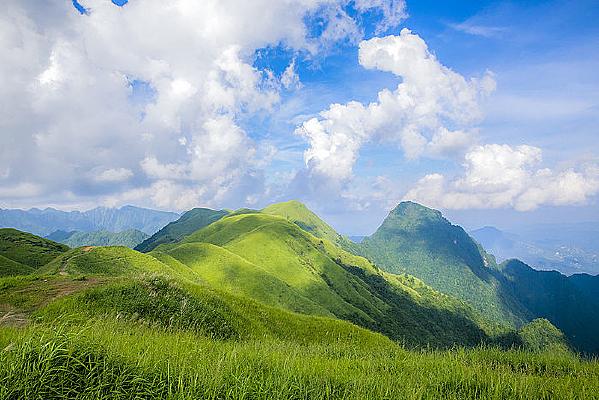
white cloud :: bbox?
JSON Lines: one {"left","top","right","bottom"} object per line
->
{"left": 0, "top": 0, "right": 402, "bottom": 210}
{"left": 448, "top": 22, "right": 508, "bottom": 38}
{"left": 296, "top": 28, "right": 494, "bottom": 181}
{"left": 281, "top": 59, "right": 302, "bottom": 90}
{"left": 354, "top": 0, "right": 408, "bottom": 33}
{"left": 95, "top": 168, "right": 134, "bottom": 183}
{"left": 404, "top": 144, "right": 599, "bottom": 211}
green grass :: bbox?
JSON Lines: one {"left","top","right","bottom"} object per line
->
{"left": 0, "top": 321, "right": 597, "bottom": 400}
{"left": 0, "top": 228, "right": 68, "bottom": 274}
{"left": 262, "top": 200, "right": 348, "bottom": 246}
{"left": 136, "top": 208, "right": 229, "bottom": 252}
{"left": 0, "top": 254, "right": 33, "bottom": 277}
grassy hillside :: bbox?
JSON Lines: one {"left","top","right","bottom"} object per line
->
{"left": 161, "top": 212, "right": 493, "bottom": 348}
{"left": 262, "top": 200, "right": 348, "bottom": 246}
{"left": 0, "top": 255, "right": 33, "bottom": 277}
{"left": 47, "top": 229, "right": 149, "bottom": 248}
{"left": 135, "top": 208, "right": 228, "bottom": 252}
{"left": 0, "top": 228, "right": 68, "bottom": 274}
{"left": 0, "top": 227, "right": 596, "bottom": 398}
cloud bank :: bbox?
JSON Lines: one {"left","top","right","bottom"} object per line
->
{"left": 0, "top": 0, "right": 405, "bottom": 210}
{"left": 404, "top": 144, "right": 599, "bottom": 211}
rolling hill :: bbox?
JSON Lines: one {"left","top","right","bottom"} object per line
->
{"left": 0, "top": 228, "right": 68, "bottom": 276}
{"left": 135, "top": 208, "right": 229, "bottom": 252}
{"left": 153, "top": 211, "right": 499, "bottom": 348}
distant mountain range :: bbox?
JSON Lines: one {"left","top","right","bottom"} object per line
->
{"left": 470, "top": 225, "right": 599, "bottom": 276}
{"left": 0, "top": 205, "right": 180, "bottom": 236}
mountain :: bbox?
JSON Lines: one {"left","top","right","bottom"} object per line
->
{"left": 0, "top": 205, "right": 179, "bottom": 237}
{"left": 0, "top": 228, "right": 68, "bottom": 276}
{"left": 359, "top": 202, "right": 528, "bottom": 326}
{"left": 500, "top": 259, "right": 599, "bottom": 353}
{"left": 151, "top": 210, "right": 492, "bottom": 348}
{"left": 135, "top": 208, "right": 229, "bottom": 252}
{"left": 46, "top": 229, "right": 149, "bottom": 249}
{"left": 1, "top": 209, "right": 592, "bottom": 398}
{"left": 357, "top": 201, "right": 599, "bottom": 353}
{"left": 471, "top": 226, "right": 599, "bottom": 276}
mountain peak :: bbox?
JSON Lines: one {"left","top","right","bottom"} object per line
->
{"left": 262, "top": 200, "right": 343, "bottom": 244}
{"left": 381, "top": 201, "right": 446, "bottom": 232}
{"left": 390, "top": 201, "right": 443, "bottom": 218}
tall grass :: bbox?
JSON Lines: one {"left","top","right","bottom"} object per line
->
{"left": 1, "top": 320, "right": 597, "bottom": 400}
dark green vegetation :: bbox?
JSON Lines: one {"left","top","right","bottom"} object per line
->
{"left": 500, "top": 259, "right": 599, "bottom": 353}
{"left": 359, "top": 202, "right": 527, "bottom": 326}
{"left": 0, "top": 205, "right": 179, "bottom": 236}
{"left": 0, "top": 201, "right": 598, "bottom": 399}
{"left": 46, "top": 229, "right": 149, "bottom": 249}
{"left": 357, "top": 201, "right": 599, "bottom": 354}
{"left": 135, "top": 208, "right": 228, "bottom": 252}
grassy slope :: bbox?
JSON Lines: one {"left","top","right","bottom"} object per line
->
{"left": 0, "top": 255, "right": 33, "bottom": 277}
{"left": 0, "top": 228, "right": 68, "bottom": 274}
{"left": 1, "top": 321, "right": 596, "bottom": 399}
{"left": 164, "top": 212, "right": 490, "bottom": 348}
{"left": 262, "top": 200, "right": 348, "bottom": 246}
{"left": 135, "top": 208, "right": 228, "bottom": 252}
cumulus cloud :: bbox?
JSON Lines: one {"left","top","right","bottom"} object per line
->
{"left": 0, "top": 0, "right": 405, "bottom": 210}
{"left": 296, "top": 28, "right": 495, "bottom": 181}
{"left": 404, "top": 144, "right": 599, "bottom": 211}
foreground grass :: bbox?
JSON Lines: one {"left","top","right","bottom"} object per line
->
{"left": 1, "top": 320, "right": 597, "bottom": 400}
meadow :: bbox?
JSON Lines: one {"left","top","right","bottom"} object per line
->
{"left": 2, "top": 320, "right": 598, "bottom": 400}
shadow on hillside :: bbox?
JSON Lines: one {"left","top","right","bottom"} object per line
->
{"left": 323, "top": 260, "right": 489, "bottom": 349}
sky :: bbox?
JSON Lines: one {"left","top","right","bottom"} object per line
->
{"left": 1, "top": 0, "right": 598, "bottom": 235}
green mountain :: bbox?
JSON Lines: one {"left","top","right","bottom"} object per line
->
{"left": 135, "top": 208, "right": 228, "bottom": 252}
{"left": 500, "top": 259, "right": 599, "bottom": 353}
{"left": 152, "top": 211, "right": 496, "bottom": 348}
{"left": 262, "top": 200, "right": 349, "bottom": 246}
{"left": 357, "top": 201, "right": 599, "bottom": 353}
{"left": 0, "top": 228, "right": 68, "bottom": 276}
{"left": 46, "top": 229, "right": 149, "bottom": 249}
{"left": 358, "top": 202, "right": 528, "bottom": 326}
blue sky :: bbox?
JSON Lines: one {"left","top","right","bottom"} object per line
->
{"left": 1, "top": 0, "right": 598, "bottom": 234}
